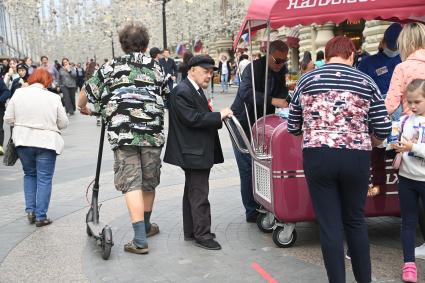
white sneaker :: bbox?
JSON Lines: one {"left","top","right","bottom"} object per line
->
{"left": 415, "top": 243, "right": 425, "bottom": 259}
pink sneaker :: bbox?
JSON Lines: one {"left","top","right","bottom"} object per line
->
{"left": 402, "top": 262, "right": 417, "bottom": 282}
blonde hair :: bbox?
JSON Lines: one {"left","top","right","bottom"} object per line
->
{"left": 398, "top": 22, "right": 425, "bottom": 61}
{"left": 407, "top": 79, "right": 425, "bottom": 98}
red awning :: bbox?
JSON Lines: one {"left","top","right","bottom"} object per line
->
{"left": 233, "top": 0, "right": 425, "bottom": 49}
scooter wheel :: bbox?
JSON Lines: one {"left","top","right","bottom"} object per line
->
{"left": 86, "top": 224, "right": 93, "bottom": 237}
{"left": 256, "top": 212, "right": 274, "bottom": 233}
{"left": 101, "top": 227, "right": 113, "bottom": 260}
{"left": 272, "top": 226, "right": 297, "bottom": 248}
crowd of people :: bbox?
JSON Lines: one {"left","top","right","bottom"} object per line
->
{"left": 1, "top": 18, "right": 425, "bottom": 283}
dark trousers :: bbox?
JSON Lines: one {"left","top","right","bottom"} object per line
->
{"left": 167, "top": 79, "right": 174, "bottom": 93}
{"left": 232, "top": 143, "right": 258, "bottom": 219}
{"left": 371, "top": 147, "right": 386, "bottom": 189}
{"left": 182, "top": 168, "right": 213, "bottom": 241}
{"left": 77, "top": 79, "right": 84, "bottom": 90}
{"left": 303, "top": 148, "right": 371, "bottom": 283}
{"left": 0, "top": 103, "right": 4, "bottom": 146}
{"left": 399, "top": 176, "right": 425, "bottom": 262}
{"left": 61, "top": 87, "right": 76, "bottom": 114}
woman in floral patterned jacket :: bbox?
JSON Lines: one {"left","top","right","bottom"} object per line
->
{"left": 288, "top": 36, "right": 391, "bottom": 283}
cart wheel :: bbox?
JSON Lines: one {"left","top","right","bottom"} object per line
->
{"left": 101, "top": 227, "right": 113, "bottom": 260}
{"left": 86, "top": 224, "right": 93, "bottom": 237}
{"left": 272, "top": 226, "right": 297, "bottom": 248}
{"left": 256, "top": 212, "right": 274, "bottom": 233}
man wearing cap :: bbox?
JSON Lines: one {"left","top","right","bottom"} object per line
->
{"left": 150, "top": 47, "right": 163, "bottom": 64}
{"left": 164, "top": 55, "right": 233, "bottom": 250}
{"left": 358, "top": 23, "right": 403, "bottom": 102}
{"left": 358, "top": 22, "right": 403, "bottom": 198}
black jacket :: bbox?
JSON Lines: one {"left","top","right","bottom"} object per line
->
{"left": 164, "top": 78, "right": 224, "bottom": 169}
{"left": 0, "top": 79, "right": 11, "bottom": 104}
{"left": 11, "top": 75, "right": 29, "bottom": 95}
{"left": 231, "top": 56, "right": 289, "bottom": 135}
{"left": 159, "top": 57, "right": 178, "bottom": 79}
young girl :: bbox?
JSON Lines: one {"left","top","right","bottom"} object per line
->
{"left": 394, "top": 79, "right": 425, "bottom": 283}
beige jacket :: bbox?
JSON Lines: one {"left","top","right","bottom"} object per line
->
{"left": 4, "top": 83, "right": 69, "bottom": 154}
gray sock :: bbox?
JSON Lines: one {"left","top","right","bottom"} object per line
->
{"left": 144, "top": 211, "right": 152, "bottom": 232}
{"left": 132, "top": 221, "right": 148, "bottom": 248}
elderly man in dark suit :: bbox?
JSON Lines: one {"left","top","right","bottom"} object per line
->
{"left": 164, "top": 55, "right": 233, "bottom": 250}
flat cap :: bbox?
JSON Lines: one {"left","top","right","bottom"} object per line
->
{"left": 149, "top": 47, "right": 162, "bottom": 58}
{"left": 188, "top": 55, "right": 217, "bottom": 70}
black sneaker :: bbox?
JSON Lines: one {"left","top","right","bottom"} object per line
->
{"left": 195, "top": 239, "right": 221, "bottom": 250}
{"left": 146, "top": 223, "right": 160, "bottom": 238}
{"left": 246, "top": 212, "right": 259, "bottom": 223}
{"left": 27, "top": 212, "right": 36, "bottom": 224}
{"left": 35, "top": 218, "right": 52, "bottom": 227}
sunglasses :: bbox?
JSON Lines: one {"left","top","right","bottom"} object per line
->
{"left": 271, "top": 55, "right": 287, "bottom": 65}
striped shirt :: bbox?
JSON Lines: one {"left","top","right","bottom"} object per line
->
{"left": 288, "top": 63, "right": 391, "bottom": 151}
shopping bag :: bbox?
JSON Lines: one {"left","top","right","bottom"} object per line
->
{"left": 3, "top": 137, "right": 18, "bottom": 166}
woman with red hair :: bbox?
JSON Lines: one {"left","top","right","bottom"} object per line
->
{"left": 288, "top": 36, "right": 392, "bottom": 283}
{"left": 4, "top": 68, "right": 68, "bottom": 227}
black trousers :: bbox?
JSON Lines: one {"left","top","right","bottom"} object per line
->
{"left": 303, "top": 148, "right": 371, "bottom": 283}
{"left": 61, "top": 87, "right": 76, "bottom": 114}
{"left": 182, "top": 168, "right": 213, "bottom": 241}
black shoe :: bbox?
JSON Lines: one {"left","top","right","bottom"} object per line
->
{"left": 184, "top": 232, "right": 216, "bottom": 241}
{"left": 146, "top": 223, "right": 160, "bottom": 238}
{"left": 27, "top": 212, "right": 36, "bottom": 224}
{"left": 246, "top": 212, "right": 259, "bottom": 223}
{"left": 35, "top": 218, "right": 52, "bottom": 227}
{"left": 195, "top": 239, "right": 221, "bottom": 250}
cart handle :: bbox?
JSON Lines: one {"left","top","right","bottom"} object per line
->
{"left": 224, "top": 116, "right": 270, "bottom": 162}
{"left": 224, "top": 116, "right": 249, "bottom": 154}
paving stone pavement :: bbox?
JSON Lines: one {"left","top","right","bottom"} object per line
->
{"left": 0, "top": 87, "right": 424, "bottom": 282}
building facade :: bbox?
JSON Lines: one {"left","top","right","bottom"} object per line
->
{"left": 206, "top": 19, "right": 393, "bottom": 74}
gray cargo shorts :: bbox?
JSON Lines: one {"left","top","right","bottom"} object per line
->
{"left": 113, "top": 146, "right": 162, "bottom": 194}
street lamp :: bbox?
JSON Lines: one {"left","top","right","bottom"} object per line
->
{"left": 161, "top": 0, "right": 171, "bottom": 49}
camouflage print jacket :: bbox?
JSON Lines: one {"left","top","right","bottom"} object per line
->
{"left": 84, "top": 52, "right": 169, "bottom": 149}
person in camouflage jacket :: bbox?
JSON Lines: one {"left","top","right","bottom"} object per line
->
{"left": 78, "top": 23, "right": 169, "bottom": 255}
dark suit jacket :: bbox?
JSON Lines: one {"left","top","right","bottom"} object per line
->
{"left": 164, "top": 78, "right": 224, "bottom": 169}
{"left": 159, "top": 58, "right": 178, "bottom": 79}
